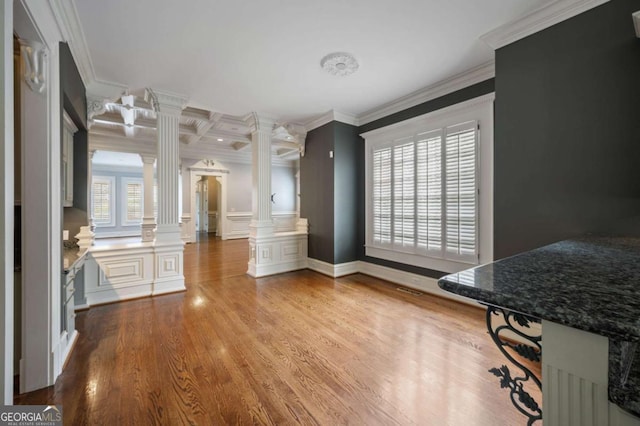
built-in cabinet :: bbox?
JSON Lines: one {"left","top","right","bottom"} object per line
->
{"left": 62, "top": 111, "right": 77, "bottom": 207}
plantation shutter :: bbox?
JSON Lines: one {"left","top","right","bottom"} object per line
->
{"left": 372, "top": 148, "right": 392, "bottom": 244}
{"left": 416, "top": 130, "right": 442, "bottom": 254}
{"left": 392, "top": 139, "right": 415, "bottom": 247}
{"left": 93, "top": 180, "right": 111, "bottom": 223}
{"left": 126, "top": 182, "right": 143, "bottom": 222}
{"left": 444, "top": 121, "right": 478, "bottom": 261}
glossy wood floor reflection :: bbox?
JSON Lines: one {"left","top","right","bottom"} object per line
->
{"left": 16, "top": 235, "right": 540, "bottom": 425}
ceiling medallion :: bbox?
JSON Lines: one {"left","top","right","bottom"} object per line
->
{"left": 320, "top": 52, "right": 359, "bottom": 77}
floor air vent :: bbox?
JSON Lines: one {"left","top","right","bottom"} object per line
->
{"left": 396, "top": 287, "right": 423, "bottom": 296}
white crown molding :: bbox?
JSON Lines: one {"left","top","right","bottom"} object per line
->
{"left": 49, "top": 0, "right": 93, "bottom": 86}
{"left": 50, "top": 0, "right": 127, "bottom": 98}
{"left": 357, "top": 61, "right": 495, "bottom": 127}
{"left": 480, "top": 0, "right": 610, "bottom": 50}
{"left": 304, "top": 110, "right": 359, "bottom": 132}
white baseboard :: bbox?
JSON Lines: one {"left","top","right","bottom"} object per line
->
{"left": 85, "top": 283, "right": 153, "bottom": 306}
{"left": 153, "top": 278, "right": 186, "bottom": 295}
{"left": 306, "top": 258, "right": 359, "bottom": 278}
{"left": 248, "top": 258, "right": 307, "bottom": 278}
{"left": 356, "top": 261, "right": 481, "bottom": 308}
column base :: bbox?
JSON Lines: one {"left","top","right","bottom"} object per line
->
{"left": 249, "top": 219, "right": 275, "bottom": 238}
{"left": 155, "top": 224, "right": 182, "bottom": 242}
{"left": 141, "top": 219, "right": 156, "bottom": 242}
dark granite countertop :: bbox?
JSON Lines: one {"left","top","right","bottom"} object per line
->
{"left": 437, "top": 235, "right": 640, "bottom": 417}
{"left": 63, "top": 246, "right": 87, "bottom": 274}
{"left": 438, "top": 236, "right": 640, "bottom": 342}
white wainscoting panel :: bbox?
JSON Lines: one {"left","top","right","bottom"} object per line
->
{"left": 86, "top": 245, "right": 154, "bottom": 306}
{"left": 224, "top": 212, "right": 298, "bottom": 240}
{"left": 224, "top": 212, "right": 251, "bottom": 239}
{"left": 248, "top": 231, "right": 308, "bottom": 277}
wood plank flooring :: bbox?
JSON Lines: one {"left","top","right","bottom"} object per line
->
{"left": 15, "top": 235, "right": 540, "bottom": 425}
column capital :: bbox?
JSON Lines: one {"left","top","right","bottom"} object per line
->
{"left": 144, "top": 88, "right": 187, "bottom": 116}
{"left": 87, "top": 95, "right": 109, "bottom": 127}
{"left": 139, "top": 154, "right": 156, "bottom": 165}
{"left": 245, "top": 112, "right": 276, "bottom": 134}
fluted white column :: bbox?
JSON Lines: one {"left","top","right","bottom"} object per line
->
{"left": 180, "top": 162, "right": 191, "bottom": 243}
{"left": 140, "top": 154, "right": 156, "bottom": 242}
{"left": 248, "top": 113, "right": 275, "bottom": 237}
{"left": 145, "top": 89, "right": 185, "bottom": 242}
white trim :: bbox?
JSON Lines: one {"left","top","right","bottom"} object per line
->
{"left": 304, "top": 109, "right": 359, "bottom": 132}
{"left": 361, "top": 93, "right": 495, "bottom": 140}
{"left": 480, "top": 0, "right": 610, "bottom": 50}
{"left": 0, "top": 0, "right": 13, "bottom": 404}
{"left": 306, "top": 258, "right": 359, "bottom": 278}
{"left": 358, "top": 61, "right": 495, "bottom": 126}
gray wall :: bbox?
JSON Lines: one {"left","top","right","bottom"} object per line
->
{"left": 224, "top": 162, "right": 297, "bottom": 213}
{"left": 333, "top": 122, "right": 362, "bottom": 264}
{"left": 493, "top": 0, "right": 640, "bottom": 259}
{"left": 60, "top": 42, "right": 88, "bottom": 240}
{"left": 301, "top": 122, "right": 335, "bottom": 263}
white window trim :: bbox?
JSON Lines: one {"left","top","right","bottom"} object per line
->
{"left": 362, "top": 93, "right": 494, "bottom": 274}
{"left": 92, "top": 175, "right": 116, "bottom": 228}
{"left": 120, "top": 177, "right": 144, "bottom": 227}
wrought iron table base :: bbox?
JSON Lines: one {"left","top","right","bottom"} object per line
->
{"left": 485, "top": 306, "right": 542, "bottom": 425}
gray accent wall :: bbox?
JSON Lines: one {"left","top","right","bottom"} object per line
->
{"left": 333, "top": 122, "right": 362, "bottom": 264}
{"left": 493, "top": 0, "right": 640, "bottom": 259}
{"left": 301, "top": 122, "right": 335, "bottom": 263}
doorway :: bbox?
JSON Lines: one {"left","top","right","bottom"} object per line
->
{"left": 189, "top": 169, "right": 227, "bottom": 243}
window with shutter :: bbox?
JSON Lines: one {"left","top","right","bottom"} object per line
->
{"left": 363, "top": 94, "right": 493, "bottom": 273}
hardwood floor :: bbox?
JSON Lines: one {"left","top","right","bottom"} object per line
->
{"left": 15, "top": 235, "right": 540, "bottom": 425}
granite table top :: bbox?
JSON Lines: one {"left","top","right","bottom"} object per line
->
{"left": 437, "top": 235, "right": 640, "bottom": 417}
{"left": 63, "top": 246, "right": 87, "bottom": 274}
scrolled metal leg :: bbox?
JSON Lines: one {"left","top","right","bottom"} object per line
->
{"left": 486, "top": 306, "right": 542, "bottom": 425}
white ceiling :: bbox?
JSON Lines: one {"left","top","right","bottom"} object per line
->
{"left": 74, "top": 0, "right": 554, "bottom": 124}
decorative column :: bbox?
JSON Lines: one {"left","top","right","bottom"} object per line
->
{"left": 140, "top": 154, "right": 156, "bottom": 242}
{"left": 248, "top": 113, "right": 275, "bottom": 237}
{"left": 144, "top": 88, "right": 187, "bottom": 294}
{"left": 246, "top": 113, "right": 276, "bottom": 277}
